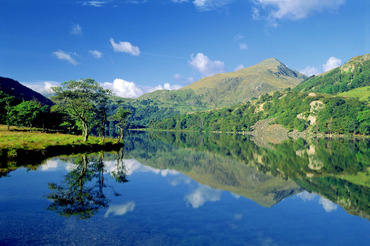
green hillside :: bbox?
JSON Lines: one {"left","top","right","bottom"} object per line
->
{"left": 154, "top": 54, "right": 370, "bottom": 135}
{"left": 113, "top": 58, "right": 306, "bottom": 127}
{"left": 294, "top": 54, "right": 370, "bottom": 94}
{"left": 154, "top": 90, "right": 370, "bottom": 135}
{"left": 338, "top": 86, "right": 370, "bottom": 102}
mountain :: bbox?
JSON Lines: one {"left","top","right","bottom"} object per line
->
{"left": 115, "top": 58, "right": 306, "bottom": 127}
{"left": 0, "top": 76, "right": 53, "bottom": 106}
{"left": 125, "top": 132, "right": 301, "bottom": 207}
{"left": 181, "top": 58, "right": 306, "bottom": 107}
{"left": 294, "top": 53, "right": 370, "bottom": 94}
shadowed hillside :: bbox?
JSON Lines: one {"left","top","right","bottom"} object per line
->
{"left": 0, "top": 77, "right": 53, "bottom": 106}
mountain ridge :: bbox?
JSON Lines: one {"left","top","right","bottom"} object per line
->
{"left": 0, "top": 76, "right": 53, "bottom": 106}
{"left": 294, "top": 53, "right": 370, "bottom": 94}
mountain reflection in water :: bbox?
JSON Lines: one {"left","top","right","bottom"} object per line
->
{"left": 124, "top": 131, "right": 369, "bottom": 219}
{"left": 0, "top": 131, "right": 369, "bottom": 220}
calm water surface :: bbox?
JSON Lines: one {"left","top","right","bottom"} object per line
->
{"left": 0, "top": 132, "right": 369, "bottom": 245}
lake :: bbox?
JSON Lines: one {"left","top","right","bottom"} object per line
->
{"left": 0, "top": 131, "right": 369, "bottom": 245}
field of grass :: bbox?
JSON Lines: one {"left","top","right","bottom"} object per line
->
{"left": 340, "top": 169, "right": 370, "bottom": 188}
{"left": 0, "top": 125, "right": 123, "bottom": 165}
{"left": 0, "top": 125, "right": 119, "bottom": 150}
{"left": 338, "top": 86, "right": 370, "bottom": 102}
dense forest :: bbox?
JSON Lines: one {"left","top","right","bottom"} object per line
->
{"left": 154, "top": 90, "right": 370, "bottom": 135}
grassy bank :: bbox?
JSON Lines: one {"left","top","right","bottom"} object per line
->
{"left": 0, "top": 125, "right": 123, "bottom": 164}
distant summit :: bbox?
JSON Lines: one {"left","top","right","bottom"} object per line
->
{"left": 0, "top": 77, "right": 53, "bottom": 106}
{"left": 181, "top": 58, "right": 306, "bottom": 107}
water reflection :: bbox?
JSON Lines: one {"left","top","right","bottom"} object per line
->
{"left": 47, "top": 154, "right": 118, "bottom": 219}
{"left": 124, "top": 131, "right": 370, "bottom": 219}
{"left": 0, "top": 131, "right": 369, "bottom": 220}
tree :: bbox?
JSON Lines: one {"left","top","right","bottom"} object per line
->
{"left": 51, "top": 79, "right": 112, "bottom": 142}
{"left": 110, "top": 108, "right": 131, "bottom": 142}
{"left": 94, "top": 87, "right": 113, "bottom": 141}
{"left": 0, "top": 92, "right": 17, "bottom": 130}
{"left": 12, "top": 100, "right": 41, "bottom": 131}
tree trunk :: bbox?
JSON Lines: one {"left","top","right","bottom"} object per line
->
{"left": 116, "top": 126, "right": 123, "bottom": 143}
{"left": 83, "top": 129, "right": 89, "bottom": 142}
{"left": 82, "top": 122, "right": 89, "bottom": 142}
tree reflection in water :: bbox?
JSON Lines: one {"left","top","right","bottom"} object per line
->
{"left": 47, "top": 151, "right": 128, "bottom": 219}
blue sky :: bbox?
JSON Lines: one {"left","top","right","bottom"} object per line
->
{"left": 0, "top": 0, "right": 368, "bottom": 98}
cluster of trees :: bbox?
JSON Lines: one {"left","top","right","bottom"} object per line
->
{"left": 0, "top": 79, "right": 131, "bottom": 142}
{"left": 0, "top": 91, "right": 61, "bottom": 131}
{"left": 154, "top": 90, "right": 370, "bottom": 135}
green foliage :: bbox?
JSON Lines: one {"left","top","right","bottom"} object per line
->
{"left": 51, "top": 79, "right": 112, "bottom": 142}
{"left": 110, "top": 108, "right": 131, "bottom": 142}
{"left": 154, "top": 90, "right": 370, "bottom": 135}
{"left": 338, "top": 86, "right": 370, "bottom": 102}
{"left": 294, "top": 57, "right": 370, "bottom": 95}
{"left": 11, "top": 100, "right": 41, "bottom": 130}
{"left": 314, "top": 97, "right": 367, "bottom": 134}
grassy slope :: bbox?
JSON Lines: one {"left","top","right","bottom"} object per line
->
{"left": 182, "top": 58, "right": 306, "bottom": 107}
{"left": 338, "top": 86, "right": 370, "bottom": 102}
{"left": 294, "top": 54, "right": 370, "bottom": 94}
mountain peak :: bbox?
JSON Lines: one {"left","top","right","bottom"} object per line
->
{"left": 181, "top": 57, "right": 306, "bottom": 107}
{"left": 256, "top": 58, "right": 283, "bottom": 67}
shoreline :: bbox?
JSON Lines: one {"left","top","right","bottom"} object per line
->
{"left": 128, "top": 128, "right": 370, "bottom": 140}
{"left": 0, "top": 126, "right": 124, "bottom": 166}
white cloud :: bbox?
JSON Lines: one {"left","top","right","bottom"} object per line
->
{"left": 24, "top": 81, "right": 59, "bottom": 96}
{"left": 193, "top": 0, "right": 230, "bottom": 11}
{"left": 254, "top": 0, "right": 346, "bottom": 25}
{"left": 52, "top": 50, "right": 78, "bottom": 65}
{"left": 234, "top": 64, "right": 244, "bottom": 71}
{"left": 82, "top": 1, "right": 107, "bottom": 7}
{"left": 300, "top": 66, "right": 320, "bottom": 76}
{"left": 148, "top": 83, "right": 183, "bottom": 92}
{"left": 110, "top": 38, "right": 140, "bottom": 56}
{"left": 103, "top": 78, "right": 143, "bottom": 98}
{"left": 71, "top": 24, "right": 82, "bottom": 35}
{"left": 89, "top": 50, "right": 103, "bottom": 59}
{"left": 252, "top": 7, "right": 260, "bottom": 20}
{"left": 172, "top": 0, "right": 230, "bottom": 11}
{"left": 104, "top": 202, "right": 135, "bottom": 218}
{"left": 319, "top": 197, "right": 337, "bottom": 212}
{"left": 185, "top": 185, "right": 223, "bottom": 208}
{"left": 322, "top": 56, "right": 342, "bottom": 72}
{"left": 39, "top": 159, "right": 60, "bottom": 171}
{"left": 172, "top": 0, "right": 189, "bottom": 3}
{"left": 239, "top": 43, "right": 248, "bottom": 50}
{"left": 300, "top": 56, "right": 342, "bottom": 76}
{"left": 102, "top": 78, "right": 182, "bottom": 99}
{"left": 297, "top": 191, "right": 317, "bottom": 201}
{"left": 189, "top": 53, "right": 225, "bottom": 77}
